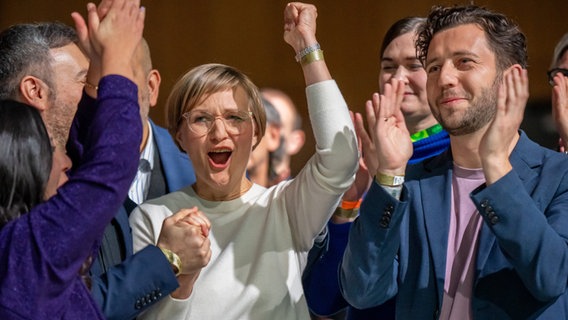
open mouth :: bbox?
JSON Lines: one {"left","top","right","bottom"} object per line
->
{"left": 208, "top": 149, "right": 232, "bottom": 167}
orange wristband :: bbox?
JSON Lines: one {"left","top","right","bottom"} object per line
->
{"left": 340, "top": 199, "right": 362, "bottom": 210}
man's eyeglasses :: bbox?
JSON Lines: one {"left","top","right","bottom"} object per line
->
{"left": 182, "top": 110, "right": 253, "bottom": 137}
{"left": 547, "top": 68, "right": 568, "bottom": 86}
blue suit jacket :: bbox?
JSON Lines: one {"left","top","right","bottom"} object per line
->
{"left": 341, "top": 132, "right": 568, "bottom": 319}
{"left": 90, "top": 120, "right": 195, "bottom": 320}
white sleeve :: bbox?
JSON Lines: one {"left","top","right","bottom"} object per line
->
{"left": 281, "top": 80, "right": 359, "bottom": 251}
{"left": 137, "top": 294, "right": 193, "bottom": 320}
{"left": 129, "top": 204, "right": 170, "bottom": 252}
{"left": 306, "top": 80, "right": 358, "bottom": 191}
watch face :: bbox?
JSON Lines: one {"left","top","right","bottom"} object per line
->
{"left": 393, "top": 175, "right": 405, "bottom": 185}
{"left": 376, "top": 173, "right": 405, "bottom": 187}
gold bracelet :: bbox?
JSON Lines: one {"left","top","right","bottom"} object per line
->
{"left": 159, "top": 247, "right": 182, "bottom": 276}
{"left": 333, "top": 206, "right": 359, "bottom": 219}
{"left": 300, "top": 49, "right": 324, "bottom": 65}
{"left": 84, "top": 81, "right": 98, "bottom": 91}
{"left": 295, "top": 43, "right": 320, "bottom": 62}
{"left": 376, "top": 172, "right": 405, "bottom": 187}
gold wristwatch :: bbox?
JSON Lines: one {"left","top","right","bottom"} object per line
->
{"left": 159, "top": 247, "right": 182, "bottom": 276}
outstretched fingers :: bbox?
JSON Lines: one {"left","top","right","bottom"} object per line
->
{"left": 552, "top": 73, "right": 568, "bottom": 148}
{"left": 497, "top": 67, "right": 528, "bottom": 129}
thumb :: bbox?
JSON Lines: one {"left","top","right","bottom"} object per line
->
{"left": 70, "top": 12, "right": 87, "bottom": 41}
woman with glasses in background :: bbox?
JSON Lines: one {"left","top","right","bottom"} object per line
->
{"left": 129, "top": 3, "right": 359, "bottom": 319}
{"left": 550, "top": 32, "right": 568, "bottom": 152}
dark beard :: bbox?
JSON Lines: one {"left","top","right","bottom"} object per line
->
{"left": 438, "top": 76, "right": 500, "bottom": 136}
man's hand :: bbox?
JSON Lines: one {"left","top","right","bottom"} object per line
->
{"left": 480, "top": 66, "right": 528, "bottom": 185}
{"left": 71, "top": 0, "right": 145, "bottom": 80}
{"left": 552, "top": 72, "right": 568, "bottom": 151}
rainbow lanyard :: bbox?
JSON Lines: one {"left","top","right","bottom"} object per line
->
{"left": 410, "top": 123, "right": 443, "bottom": 142}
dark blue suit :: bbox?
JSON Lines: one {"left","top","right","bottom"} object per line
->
{"left": 90, "top": 120, "right": 195, "bottom": 320}
{"left": 341, "top": 132, "right": 568, "bottom": 319}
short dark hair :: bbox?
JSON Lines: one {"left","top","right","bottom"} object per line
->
{"left": 416, "top": 5, "right": 527, "bottom": 71}
{"left": 0, "top": 22, "right": 77, "bottom": 100}
{"left": 0, "top": 100, "right": 52, "bottom": 228}
{"left": 380, "top": 17, "right": 426, "bottom": 59}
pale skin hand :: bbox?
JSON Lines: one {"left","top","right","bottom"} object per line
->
{"left": 338, "top": 111, "right": 376, "bottom": 201}
{"left": 157, "top": 207, "right": 212, "bottom": 299}
{"left": 283, "top": 2, "right": 317, "bottom": 55}
{"left": 354, "top": 108, "right": 379, "bottom": 177}
{"left": 71, "top": 0, "right": 114, "bottom": 61}
{"left": 283, "top": 2, "right": 331, "bottom": 85}
{"left": 479, "top": 66, "right": 529, "bottom": 185}
{"left": 552, "top": 73, "right": 568, "bottom": 151}
{"left": 70, "top": 0, "right": 115, "bottom": 97}
{"left": 370, "top": 79, "right": 412, "bottom": 177}
{"left": 71, "top": 0, "right": 145, "bottom": 81}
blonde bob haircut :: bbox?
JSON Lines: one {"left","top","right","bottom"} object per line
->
{"left": 166, "top": 63, "right": 266, "bottom": 150}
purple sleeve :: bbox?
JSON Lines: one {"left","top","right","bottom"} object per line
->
{"left": 0, "top": 75, "right": 141, "bottom": 305}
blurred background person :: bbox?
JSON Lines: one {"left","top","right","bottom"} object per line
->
{"left": 247, "top": 97, "right": 283, "bottom": 187}
{"left": 261, "top": 87, "right": 306, "bottom": 182}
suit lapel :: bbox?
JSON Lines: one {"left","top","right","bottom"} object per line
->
{"left": 119, "top": 201, "right": 135, "bottom": 257}
{"left": 150, "top": 120, "right": 196, "bottom": 192}
{"left": 419, "top": 153, "right": 453, "bottom": 303}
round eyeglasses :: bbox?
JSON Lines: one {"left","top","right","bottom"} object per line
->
{"left": 547, "top": 68, "right": 568, "bottom": 86}
{"left": 182, "top": 110, "right": 253, "bottom": 137}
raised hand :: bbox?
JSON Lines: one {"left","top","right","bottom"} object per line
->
{"left": 71, "top": 0, "right": 113, "bottom": 60}
{"left": 552, "top": 72, "right": 568, "bottom": 151}
{"left": 283, "top": 2, "right": 331, "bottom": 85}
{"left": 479, "top": 66, "right": 528, "bottom": 184}
{"left": 339, "top": 112, "right": 373, "bottom": 205}
{"left": 369, "top": 79, "right": 412, "bottom": 177}
{"left": 354, "top": 110, "right": 378, "bottom": 176}
{"left": 283, "top": 2, "right": 317, "bottom": 54}
{"left": 71, "top": 0, "right": 145, "bottom": 80}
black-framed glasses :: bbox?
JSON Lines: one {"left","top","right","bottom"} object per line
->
{"left": 182, "top": 110, "right": 253, "bottom": 137}
{"left": 547, "top": 68, "right": 568, "bottom": 86}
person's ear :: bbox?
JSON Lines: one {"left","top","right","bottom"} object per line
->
{"left": 501, "top": 64, "right": 523, "bottom": 80}
{"left": 175, "top": 129, "right": 188, "bottom": 153}
{"left": 19, "top": 76, "right": 50, "bottom": 111}
{"left": 147, "top": 69, "right": 161, "bottom": 108}
{"left": 251, "top": 120, "right": 260, "bottom": 150}
{"left": 286, "top": 129, "right": 305, "bottom": 155}
{"left": 265, "top": 124, "right": 282, "bottom": 152}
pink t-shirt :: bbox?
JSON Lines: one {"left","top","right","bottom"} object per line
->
{"left": 439, "top": 164, "right": 485, "bottom": 320}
